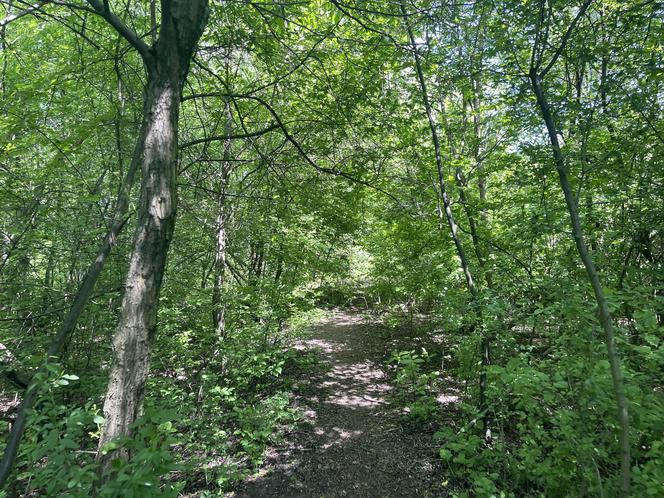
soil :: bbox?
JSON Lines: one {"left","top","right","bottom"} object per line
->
{"left": 234, "top": 311, "right": 449, "bottom": 498}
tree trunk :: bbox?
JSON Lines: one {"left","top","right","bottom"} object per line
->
{"left": 401, "top": 1, "right": 490, "bottom": 440}
{"left": 212, "top": 99, "right": 232, "bottom": 339}
{"left": 0, "top": 113, "right": 142, "bottom": 491}
{"left": 530, "top": 69, "right": 631, "bottom": 496}
{"left": 471, "top": 79, "right": 494, "bottom": 290}
{"left": 212, "top": 188, "right": 228, "bottom": 337}
{"left": 96, "top": 0, "right": 209, "bottom": 478}
{"left": 97, "top": 67, "right": 180, "bottom": 467}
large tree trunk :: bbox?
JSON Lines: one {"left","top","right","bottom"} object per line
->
{"left": 96, "top": 0, "right": 208, "bottom": 477}
{"left": 97, "top": 67, "right": 180, "bottom": 464}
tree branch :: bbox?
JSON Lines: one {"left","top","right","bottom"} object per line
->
{"left": 179, "top": 123, "right": 281, "bottom": 149}
{"left": 0, "top": 1, "right": 48, "bottom": 27}
{"left": 85, "top": 0, "right": 152, "bottom": 61}
{"left": 539, "top": 0, "right": 593, "bottom": 78}
{"left": 183, "top": 90, "right": 400, "bottom": 202}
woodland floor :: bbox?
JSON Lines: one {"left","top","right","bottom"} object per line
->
{"left": 233, "top": 311, "right": 450, "bottom": 498}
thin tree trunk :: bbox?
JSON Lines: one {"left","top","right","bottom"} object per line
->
{"left": 471, "top": 78, "right": 494, "bottom": 290}
{"left": 530, "top": 69, "right": 630, "bottom": 496}
{"left": 440, "top": 96, "right": 492, "bottom": 290}
{"left": 454, "top": 168, "right": 492, "bottom": 289}
{"left": 212, "top": 99, "right": 232, "bottom": 339}
{"left": 274, "top": 251, "right": 284, "bottom": 284}
{"left": 0, "top": 0, "right": 10, "bottom": 101}
{"left": 401, "top": 2, "right": 490, "bottom": 439}
{"left": 212, "top": 189, "right": 228, "bottom": 337}
{"left": 256, "top": 242, "right": 264, "bottom": 279}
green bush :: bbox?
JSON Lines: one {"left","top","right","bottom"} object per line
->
{"left": 434, "top": 287, "right": 664, "bottom": 497}
{"left": 15, "top": 365, "right": 184, "bottom": 497}
{"left": 390, "top": 349, "right": 441, "bottom": 423}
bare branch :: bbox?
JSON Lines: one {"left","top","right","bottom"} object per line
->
{"left": 184, "top": 89, "right": 399, "bottom": 202}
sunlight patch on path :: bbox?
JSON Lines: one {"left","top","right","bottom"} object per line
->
{"left": 235, "top": 311, "right": 447, "bottom": 497}
{"left": 293, "top": 338, "right": 344, "bottom": 354}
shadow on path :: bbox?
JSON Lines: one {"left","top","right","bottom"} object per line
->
{"left": 234, "top": 311, "right": 447, "bottom": 497}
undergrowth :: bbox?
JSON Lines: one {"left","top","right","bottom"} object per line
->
{"left": 381, "top": 288, "right": 664, "bottom": 497}
{"left": 7, "top": 307, "right": 326, "bottom": 497}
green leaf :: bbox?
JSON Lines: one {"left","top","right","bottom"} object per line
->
{"left": 101, "top": 441, "right": 119, "bottom": 455}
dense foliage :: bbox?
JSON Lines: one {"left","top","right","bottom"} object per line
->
{"left": 0, "top": 0, "right": 662, "bottom": 496}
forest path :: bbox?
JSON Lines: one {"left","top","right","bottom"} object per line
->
{"left": 235, "top": 310, "right": 446, "bottom": 497}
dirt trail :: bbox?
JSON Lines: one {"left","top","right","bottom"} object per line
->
{"left": 235, "top": 311, "right": 446, "bottom": 497}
